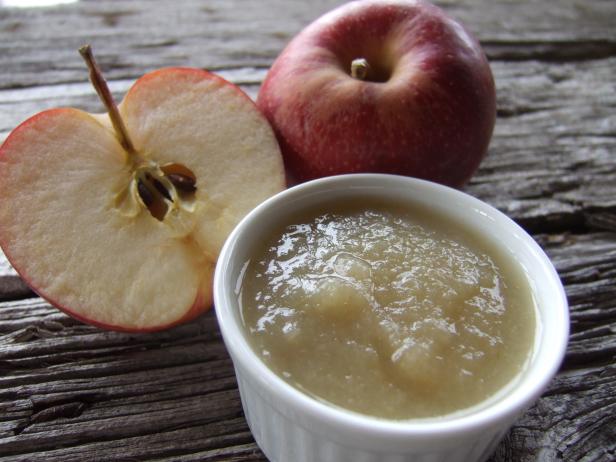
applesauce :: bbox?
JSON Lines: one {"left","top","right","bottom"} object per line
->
{"left": 238, "top": 198, "right": 536, "bottom": 419}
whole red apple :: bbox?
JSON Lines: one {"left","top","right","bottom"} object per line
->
{"left": 257, "top": 0, "right": 496, "bottom": 187}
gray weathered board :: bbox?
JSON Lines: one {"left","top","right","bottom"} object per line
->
{"left": 0, "top": 0, "right": 615, "bottom": 460}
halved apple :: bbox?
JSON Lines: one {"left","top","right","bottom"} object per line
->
{"left": 0, "top": 53, "right": 285, "bottom": 331}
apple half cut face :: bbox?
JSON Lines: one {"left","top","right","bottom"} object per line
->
{"left": 0, "top": 68, "right": 285, "bottom": 331}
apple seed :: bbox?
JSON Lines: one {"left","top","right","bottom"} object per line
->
{"left": 148, "top": 173, "right": 173, "bottom": 202}
{"left": 137, "top": 178, "right": 154, "bottom": 207}
{"left": 167, "top": 173, "right": 196, "bottom": 194}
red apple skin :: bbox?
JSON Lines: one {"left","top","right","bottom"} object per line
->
{"left": 257, "top": 0, "right": 496, "bottom": 187}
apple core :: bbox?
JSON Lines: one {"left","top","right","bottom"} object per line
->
{"left": 116, "top": 161, "right": 198, "bottom": 223}
{"left": 80, "top": 46, "right": 200, "bottom": 224}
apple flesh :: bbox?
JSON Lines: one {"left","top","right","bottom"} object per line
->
{"left": 0, "top": 67, "right": 285, "bottom": 331}
{"left": 257, "top": 0, "right": 496, "bottom": 187}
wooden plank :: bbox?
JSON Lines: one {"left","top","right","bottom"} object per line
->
{"left": 468, "top": 57, "right": 616, "bottom": 232}
{"left": 0, "top": 0, "right": 615, "bottom": 91}
{"left": 0, "top": 0, "right": 346, "bottom": 88}
{"left": 492, "top": 364, "right": 616, "bottom": 462}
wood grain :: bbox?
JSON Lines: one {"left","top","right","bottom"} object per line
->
{"left": 1, "top": 0, "right": 615, "bottom": 460}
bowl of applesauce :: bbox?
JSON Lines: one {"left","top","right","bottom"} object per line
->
{"left": 214, "top": 174, "right": 569, "bottom": 462}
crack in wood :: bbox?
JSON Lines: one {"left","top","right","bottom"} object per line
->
{"left": 88, "top": 10, "right": 137, "bottom": 28}
{"left": 0, "top": 277, "right": 34, "bottom": 302}
{"left": 29, "top": 401, "right": 88, "bottom": 425}
{"left": 484, "top": 40, "right": 616, "bottom": 62}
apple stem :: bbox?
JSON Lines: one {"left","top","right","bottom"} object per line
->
{"left": 351, "top": 58, "right": 370, "bottom": 80}
{"left": 79, "top": 44, "right": 138, "bottom": 160}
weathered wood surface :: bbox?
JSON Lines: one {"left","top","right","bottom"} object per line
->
{"left": 0, "top": 0, "right": 615, "bottom": 460}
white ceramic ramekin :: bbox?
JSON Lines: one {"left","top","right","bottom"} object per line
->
{"left": 214, "top": 174, "right": 569, "bottom": 462}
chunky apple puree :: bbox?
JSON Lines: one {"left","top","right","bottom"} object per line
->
{"left": 239, "top": 200, "right": 536, "bottom": 419}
